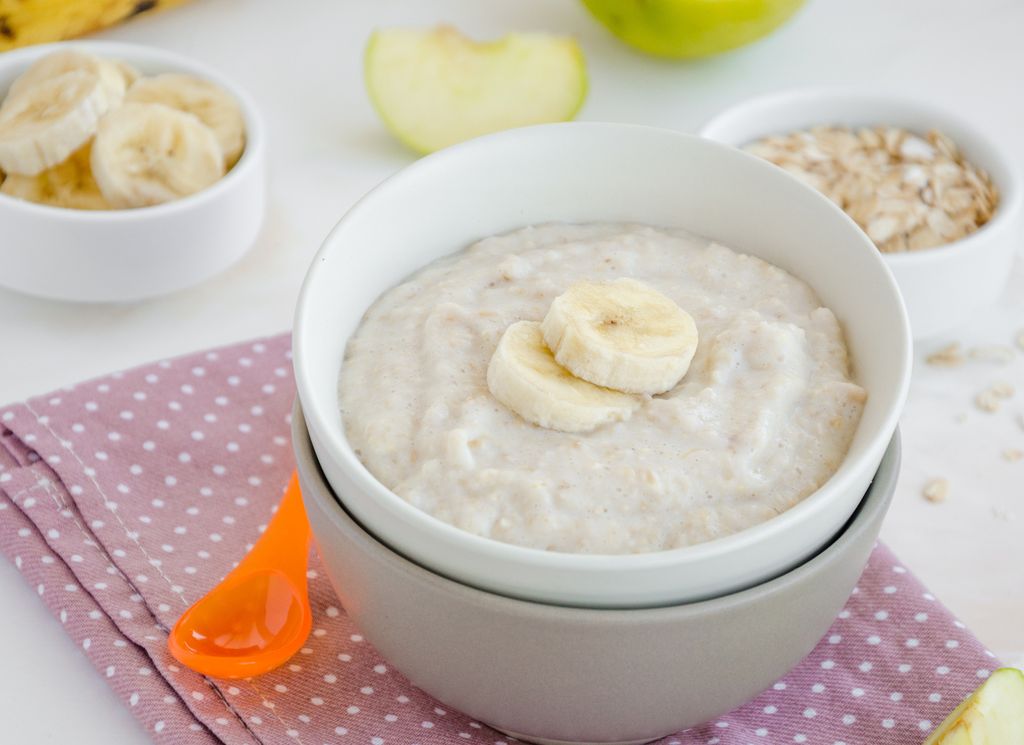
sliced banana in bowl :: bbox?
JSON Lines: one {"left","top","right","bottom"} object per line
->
{"left": 0, "top": 41, "right": 266, "bottom": 302}
{"left": 0, "top": 141, "right": 109, "bottom": 210}
{"left": 126, "top": 73, "right": 246, "bottom": 168}
{"left": 109, "top": 59, "right": 142, "bottom": 89}
{"left": 541, "top": 278, "right": 699, "bottom": 395}
{"left": 0, "top": 46, "right": 246, "bottom": 210}
{"left": 5, "top": 49, "right": 128, "bottom": 103}
{"left": 487, "top": 280, "right": 700, "bottom": 431}
{"left": 0, "top": 69, "right": 123, "bottom": 176}
{"left": 92, "top": 102, "right": 225, "bottom": 209}
{"left": 487, "top": 320, "right": 642, "bottom": 433}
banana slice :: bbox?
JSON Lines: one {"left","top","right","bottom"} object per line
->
{"left": 110, "top": 59, "right": 142, "bottom": 88}
{"left": 0, "top": 69, "right": 123, "bottom": 176}
{"left": 487, "top": 320, "right": 642, "bottom": 433}
{"left": 0, "top": 141, "right": 109, "bottom": 210}
{"left": 91, "top": 102, "right": 225, "bottom": 209}
{"left": 5, "top": 49, "right": 127, "bottom": 102}
{"left": 126, "top": 73, "right": 245, "bottom": 167}
{"left": 541, "top": 278, "right": 699, "bottom": 395}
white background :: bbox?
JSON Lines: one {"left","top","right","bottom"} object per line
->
{"left": 1, "top": 0, "right": 1023, "bottom": 741}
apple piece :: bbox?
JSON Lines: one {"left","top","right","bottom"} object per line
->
{"left": 580, "top": 0, "right": 806, "bottom": 59}
{"left": 364, "top": 26, "right": 587, "bottom": 154}
{"left": 924, "top": 668, "right": 1024, "bottom": 744}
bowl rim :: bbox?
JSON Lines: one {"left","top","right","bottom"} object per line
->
{"left": 295, "top": 402, "right": 902, "bottom": 617}
{"left": 294, "top": 121, "right": 912, "bottom": 577}
{"left": 697, "top": 85, "right": 1024, "bottom": 268}
{"left": 0, "top": 40, "right": 265, "bottom": 221}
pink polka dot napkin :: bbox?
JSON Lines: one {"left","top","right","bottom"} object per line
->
{"left": 0, "top": 333, "right": 1001, "bottom": 745}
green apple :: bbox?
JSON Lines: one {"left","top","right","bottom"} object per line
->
{"left": 580, "top": 0, "right": 806, "bottom": 59}
{"left": 924, "top": 668, "right": 1024, "bottom": 744}
{"left": 364, "top": 26, "right": 588, "bottom": 155}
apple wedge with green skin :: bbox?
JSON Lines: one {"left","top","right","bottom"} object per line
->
{"left": 581, "top": 0, "right": 806, "bottom": 59}
{"left": 924, "top": 668, "right": 1024, "bottom": 744}
{"left": 364, "top": 26, "right": 587, "bottom": 155}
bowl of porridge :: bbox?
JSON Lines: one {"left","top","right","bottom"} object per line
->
{"left": 700, "top": 88, "right": 1023, "bottom": 339}
{"left": 293, "top": 122, "right": 911, "bottom": 608}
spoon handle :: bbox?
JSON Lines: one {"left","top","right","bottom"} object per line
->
{"left": 241, "top": 472, "right": 311, "bottom": 580}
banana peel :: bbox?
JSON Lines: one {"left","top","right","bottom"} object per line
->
{"left": 0, "top": 0, "right": 191, "bottom": 51}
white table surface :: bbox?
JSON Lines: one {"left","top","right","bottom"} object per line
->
{"left": 1, "top": 0, "right": 1022, "bottom": 741}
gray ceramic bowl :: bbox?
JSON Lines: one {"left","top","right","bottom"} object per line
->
{"left": 293, "top": 405, "right": 901, "bottom": 745}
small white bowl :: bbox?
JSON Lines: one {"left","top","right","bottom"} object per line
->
{"left": 293, "top": 122, "right": 912, "bottom": 609}
{"left": 0, "top": 41, "right": 266, "bottom": 303}
{"left": 699, "top": 87, "right": 1023, "bottom": 340}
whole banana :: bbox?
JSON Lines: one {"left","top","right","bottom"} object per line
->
{"left": 0, "top": 0, "right": 191, "bottom": 51}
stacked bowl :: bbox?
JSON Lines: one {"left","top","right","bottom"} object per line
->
{"left": 291, "top": 123, "right": 912, "bottom": 743}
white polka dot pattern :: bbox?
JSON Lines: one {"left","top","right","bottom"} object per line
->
{"left": 0, "top": 335, "right": 1003, "bottom": 744}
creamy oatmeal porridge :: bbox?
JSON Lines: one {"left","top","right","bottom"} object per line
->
{"left": 339, "top": 223, "right": 866, "bottom": 554}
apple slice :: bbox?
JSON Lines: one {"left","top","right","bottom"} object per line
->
{"left": 924, "top": 668, "right": 1024, "bottom": 744}
{"left": 364, "top": 26, "right": 587, "bottom": 154}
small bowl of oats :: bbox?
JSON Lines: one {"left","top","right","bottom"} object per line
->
{"left": 700, "top": 87, "right": 1023, "bottom": 339}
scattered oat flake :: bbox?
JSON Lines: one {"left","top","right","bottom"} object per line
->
{"left": 976, "top": 389, "right": 1001, "bottom": 412}
{"left": 926, "top": 342, "right": 965, "bottom": 367}
{"left": 923, "top": 478, "right": 950, "bottom": 503}
{"left": 969, "top": 345, "right": 1015, "bottom": 364}
{"left": 991, "top": 382, "right": 1015, "bottom": 399}
{"left": 1003, "top": 449, "right": 1024, "bottom": 462}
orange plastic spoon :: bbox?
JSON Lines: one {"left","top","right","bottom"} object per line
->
{"left": 168, "top": 472, "right": 312, "bottom": 679}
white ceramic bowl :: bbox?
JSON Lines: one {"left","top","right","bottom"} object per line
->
{"left": 699, "top": 87, "right": 1024, "bottom": 340}
{"left": 0, "top": 41, "right": 266, "bottom": 303}
{"left": 294, "top": 122, "right": 912, "bottom": 609}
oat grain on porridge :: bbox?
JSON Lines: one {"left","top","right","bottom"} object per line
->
{"left": 339, "top": 223, "right": 867, "bottom": 554}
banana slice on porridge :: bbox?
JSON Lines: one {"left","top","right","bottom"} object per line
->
{"left": 541, "top": 278, "right": 699, "bottom": 394}
{"left": 487, "top": 320, "right": 642, "bottom": 433}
